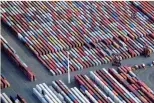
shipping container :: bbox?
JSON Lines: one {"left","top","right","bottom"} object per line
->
{"left": 1, "top": 74, "right": 10, "bottom": 89}
{"left": 1, "top": 36, "right": 36, "bottom": 81}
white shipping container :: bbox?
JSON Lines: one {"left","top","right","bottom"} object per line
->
{"left": 33, "top": 88, "right": 48, "bottom": 103}
{"left": 52, "top": 81, "right": 62, "bottom": 92}
{"left": 39, "top": 84, "right": 56, "bottom": 103}
{"left": 73, "top": 87, "right": 90, "bottom": 103}
{"left": 57, "top": 93, "right": 64, "bottom": 102}
{"left": 85, "top": 90, "right": 98, "bottom": 103}
{"left": 107, "top": 97, "right": 115, "bottom": 103}
{"left": 70, "top": 88, "right": 82, "bottom": 103}
{"left": 89, "top": 71, "right": 122, "bottom": 103}
{"left": 57, "top": 68, "right": 62, "bottom": 75}
{"left": 84, "top": 75, "right": 108, "bottom": 99}
{"left": 128, "top": 71, "right": 136, "bottom": 77}
{"left": 15, "top": 99, "right": 20, "bottom": 103}
{"left": 44, "top": 94, "right": 53, "bottom": 103}
{"left": 61, "top": 91, "right": 73, "bottom": 103}
{"left": 142, "top": 37, "right": 152, "bottom": 46}
{"left": 2, "top": 93, "right": 13, "bottom": 103}
{"left": 50, "top": 69, "right": 56, "bottom": 76}
{"left": 42, "top": 83, "right": 62, "bottom": 103}
{"left": 59, "top": 81, "right": 79, "bottom": 102}
{"left": 36, "top": 84, "right": 42, "bottom": 93}
{"left": 1, "top": 93, "right": 9, "bottom": 103}
{"left": 52, "top": 81, "right": 73, "bottom": 103}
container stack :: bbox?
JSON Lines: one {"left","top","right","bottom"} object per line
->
{"left": 132, "top": 1, "right": 154, "bottom": 21}
{"left": 1, "top": 74, "right": 10, "bottom": 89}
{"left": 0, "top": 93, "right": 27, "bottom": 103}
{"left": 1, "top": 1, "right": 154, "bottom": 75}
{"left": 76, "top": 68, "right": 154, "bottom": 103}
{"left": 33, "top": 81, "right": 90, "bottom": 103}
{"left": 0, "top": 36, "right": 36, "bottom": 81}
{"left": 39, "top": 34, "right": 154, "bottom": 75}
{"left": 33, "top": 67, "right": 154, "bottom": 103}
{"left": 76, "top": 70, "right": 136, "bottom": 103}
{"left": 116, "top": 66, "right": 154, "bottom": 102}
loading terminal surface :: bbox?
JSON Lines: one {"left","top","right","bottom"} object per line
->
{"left": 1, "top": 22, "right": 154, "bottom": 103}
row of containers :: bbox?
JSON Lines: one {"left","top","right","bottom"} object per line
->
{"left": 1, "top": 1, "right": 154, "bottom": 54}
{"left": 0, "top": 36, "right": 36, "bottom": 81}
{"left": 1, "top": 74, "right": 10, "bottom": 89}
{"left": 33, "top": 67, "right": 154, "bottom": 103}
{"left": 132, "top": 1, "right": 154, "bottom": 21}
{"left": 1, "top": 1, "right": 154, "bottom": 75}
{"left": 0, "top": 93, "right": 27, "bottom": 103}
{"left": 38, "top": 35, "right": 154, "bottom": 75}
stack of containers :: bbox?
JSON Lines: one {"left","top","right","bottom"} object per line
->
{"left": 75, "top": 75, "right": 115, "bottom": 103}
{"left": 76, "top": 68, "right": 154, "bottom": 103}
{"left": 77, "top": 70, "right": 136, "bottom": 103}
{"left": 33, "top": 81, "right": 90, "bottom": 103}
{"left": 1, "top": 1, "right": 154, "bottom": 75}
{"left": 110, "top": 67, "right": 154, "bottom": 102}
{"left": 0, "top": 36, "right": 36, "bottom": 81}
{"left": 0, "top": 93, "right": 27, "bottom": 103}
{"left": 33, "top": 67, "right": 154, "bottom": 103}
{"left": 39, "top": 34, "right": 154, "bottom": 76}
{"left": 132, "top": 1, "right": 154, "bottom": 21}
{"left": 1, "top": 74, "right": 10, "bottom": 89}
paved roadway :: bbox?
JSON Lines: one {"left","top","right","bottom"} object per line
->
{"left": 1, "top": 22, "right": 154, "bottom": 103}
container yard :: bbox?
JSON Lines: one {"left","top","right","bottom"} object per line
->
{"left": 1, "top": 1, "right": 154, "bottom": 103}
